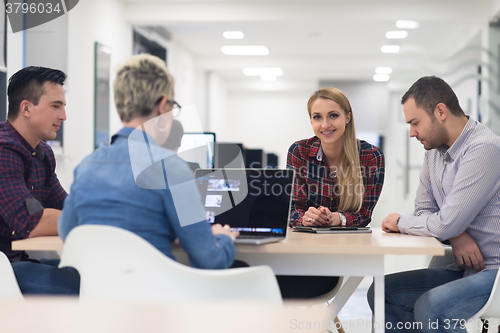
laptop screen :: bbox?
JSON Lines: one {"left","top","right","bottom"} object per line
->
{"left": 195, "top": 169, "right": 294, "bottom": 236}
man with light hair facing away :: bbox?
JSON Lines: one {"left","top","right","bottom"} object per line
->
{"left": 58, "top": 54, "right": 239, "bottom": 269}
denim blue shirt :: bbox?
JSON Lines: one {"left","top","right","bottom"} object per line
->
{"left": 58, "top": 127, "right": 235, "bottom": 269}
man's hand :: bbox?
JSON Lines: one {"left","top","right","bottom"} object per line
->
{"left": 29, "top": 208, "right": 60, "bottom": 238}
{"left": 449, "top": 231, "right": 485, "bottom": 272}
{"left": 382, "top": 213, "right": 401, "bottom": 233}
{"left": 211, "top": 224, "right": 239, "bottom": 242}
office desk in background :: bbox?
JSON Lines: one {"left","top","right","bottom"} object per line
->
{"left": 12, "top": 228, "right": 444, "bottom": 333}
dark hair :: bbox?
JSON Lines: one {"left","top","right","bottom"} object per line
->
{"left": 163, "top": 119, "right": 184, "bottom": 150}
{"left": 7, "top": 66, "right": 67, "bottom": 121}
{"left": 401, "top": 76, "right": 465, "bottom": 117}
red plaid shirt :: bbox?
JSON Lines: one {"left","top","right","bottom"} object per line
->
{"left": 287, "top": 137, "right": 385, "bottom": 227}
{"left": 0, "top": 121, "right": 67, "bottom": 260}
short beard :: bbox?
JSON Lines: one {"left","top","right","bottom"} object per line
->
{"left": 424, "top": 116, "right": 449, "bottom": 150}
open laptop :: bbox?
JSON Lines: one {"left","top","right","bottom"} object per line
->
{"left": 195, "top": 168, "right": 295, "bottom": 245}
{"left": 293, "top": 226, "right": 372, "bottom": 234}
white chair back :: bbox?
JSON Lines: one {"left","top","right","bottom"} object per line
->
{"left": 471, "top": 269, "right": 500, "bottom": 320}
{"left": 59, "top": 225, "right": 282, "bottom": 304}
{"left": 0, "top": 252, "right": 23, "bottom": 299}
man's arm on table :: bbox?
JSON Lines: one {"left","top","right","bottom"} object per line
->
{"left": 393, "top": 145, "right": 500, "bottom": 240}
{"left": 383, "top": 146, "right": 500, "bottom": 271}
{"left": 29, "top": 208, "right": 61, "bottom": 238}
{"left": 0, "top": 145, "right": 67, "bottom": 239}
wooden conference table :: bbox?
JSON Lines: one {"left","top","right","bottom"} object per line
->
{"left": 12, "top": 228, "right": 445, "bottom": 333}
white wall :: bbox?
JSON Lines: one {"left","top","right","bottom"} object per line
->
{"left": 57, "top": 0, "right": 132, "bottom": 191}
{"left": 26, "top": 15, "right": 68, "bottom": 72}
{"left": 318, "top": 80, "right": 390, "bottom": 134}
{"left": 207, "top": 72, "right": 229, "bottom": 137}
{"left": 225, "top": 88, "right": 316, "bottom": 167}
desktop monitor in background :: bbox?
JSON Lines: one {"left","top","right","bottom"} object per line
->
{"left": 244, "top": 149, "right": 264, "bottom": 168}
{"left": 378, "top": 135, "right": 385, "bottom": 153}
{"left": 216, "top": 143, "right": 245, "bottom": 168}
{"left": 266, "top": 153, "right": 279, "bottom": 168}
{"left": 178, "top": 132, "right": 216, "bottom": 169}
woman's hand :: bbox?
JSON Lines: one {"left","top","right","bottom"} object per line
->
{"left": 302, "top": 206, "right": 341, "bottom": 227}
{"left": 211, "top": 224, "right": 239, "bottom": 242}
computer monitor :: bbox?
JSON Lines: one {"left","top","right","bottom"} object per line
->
{"left": 266, "top": 153, "right": 279, "bottom": 168}
{"left": 215, "top": 143, "right": 245, "bottom": 169}
{"left": 178, "top": 132, "right": 216, "bottom": 169}
{"left": 244, "top": 149, "right": 264, "bottom": 168}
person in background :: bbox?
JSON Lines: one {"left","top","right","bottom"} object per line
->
{"left": 279, "top": 87, "right": 385, "bottom": 298}
{"left": 58, "top": 54, "right": 238, "bottom": 269}
{"left": 0, "top": 66, "right": 79, "bottom": 294}
{"left": 368, "top": 76, "right": 500, "bottom": 333}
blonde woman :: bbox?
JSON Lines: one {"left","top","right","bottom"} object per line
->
{"left": 278, "top": 87, "right": 385, "bottom": 298}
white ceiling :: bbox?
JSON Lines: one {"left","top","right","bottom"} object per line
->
{"left": 124, "top": 0, "right": 500, "bottom": 86}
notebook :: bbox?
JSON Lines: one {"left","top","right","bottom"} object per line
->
{"left": 293, "top": 226, "right": 372, "bottom": 234}
{"left": 195, "top": 168, "right": 295, "bottom": 245}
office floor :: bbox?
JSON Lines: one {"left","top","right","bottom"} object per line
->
{"left": 337, "top": 287, "right": 372, "bottom": 333}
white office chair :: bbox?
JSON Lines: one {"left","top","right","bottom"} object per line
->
{"left": 429, "top": 247, "right": 500, "bottom": 333}
{"left": 0, "top": 252, "right": 23, "bottom": 300}
{"left": 59, "top": 225, "right": 282, "bottom": 304}
{"left": 305, "top": 280, "right": 347, "bottom": 333}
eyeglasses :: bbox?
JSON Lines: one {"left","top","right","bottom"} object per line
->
{"left": 166, "top": 99, "right": 182, "bottom": 118}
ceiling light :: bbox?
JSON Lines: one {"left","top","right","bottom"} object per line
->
{"left": 242, "top": 67, "right": 283, "bottom": 76}
{"left": 221, "top": 45, "right": 269, "bottom": 55}
{"left": 223, "top": 31, "right": 244, "bottom": 39}
{"left": 396, "top": 20, "right": 419, "bottom": 29}
{"left": 386, "top": 31, "right": 408, "bottom": 39}
{"left": 373, "top": 74, "right": 390, "bottom": 82}
{"left": 261, "top": 75, "right": 277, "bottom": 81}
{"left": 375, "top": 67, "right": 393, "bottom": 74}
{"left": 381, "top": 45, "right": 400, "bottom": 53}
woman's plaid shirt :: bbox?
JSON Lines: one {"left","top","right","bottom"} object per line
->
{"left": 287, "top": 137, "right": 385, "bottom": 227}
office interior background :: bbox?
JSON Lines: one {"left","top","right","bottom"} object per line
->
{"left": 2, "top": 0, "right": 500, "bottom": 277}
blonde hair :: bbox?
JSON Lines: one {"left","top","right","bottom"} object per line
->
{"left": 114, "top": 54, "right": 175, "bottom": 122}
{"left": 307, "top": 87, "right": 364, "bottom": 213}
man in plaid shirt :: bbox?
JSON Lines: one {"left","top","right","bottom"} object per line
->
{"left": 0, "top": 66, "right": 79, "bottom": 294}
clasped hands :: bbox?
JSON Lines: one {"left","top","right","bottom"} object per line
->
{"left": 302, "top": 206, "right": 341, "bottom": 227}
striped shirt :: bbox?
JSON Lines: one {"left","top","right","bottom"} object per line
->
{"left": 287, "top": 137, "right": 385, "bottom": 227}
{"left": 398, "top": 118, "right": 500, "bottom": 276}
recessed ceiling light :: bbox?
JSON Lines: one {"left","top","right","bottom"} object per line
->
{"left": 261, "top": 75, "right": 277, "bottom": 81}
{"left": 242, "top": 67, "right": 283, "bottom": 76}
{"left": 373, "top": 74, "right": 390, "bottom": 82}
{"left": 381, "top": 45, "right": 400, "bottom": 53}
{"left": 223, "top": 31, "right": 244, "bottom": 39}
{"left": 375, "top": 67, "right": 393, "bottom": 74}
{"left": 386, "top": 31, "right": 408, "bottom": 39}
{"left": 221, "top": 45, "right": 269, "bottom": 55}
{"left": 396, "top": 20, "right": 419, "bottom": 29}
